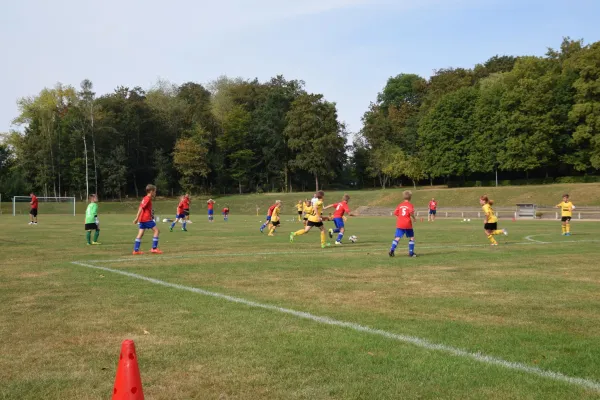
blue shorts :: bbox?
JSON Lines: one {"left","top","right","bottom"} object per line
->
{"left": 139, "top": 221, "right": 156, "bottom": 230}
{"left": 333, "top": 218, "right": 345, "bottom": 229}
{"left": 429, "top": 209, "right": 436, "bottom": 215}
{"left": 208, "top": 209, "right": 214, "bottom": 215}
{"left": 265, "top": 215, "right": 272, "bottom": 221}
{"left": 175, "top": 213, "right": 186, "bottom": 219}
{"left": 395, "top": 228, "right": 414, "bottom": 239}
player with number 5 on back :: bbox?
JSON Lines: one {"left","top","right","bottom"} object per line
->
{"left": 389, "top": 190, "right": 417, "bottom": 258}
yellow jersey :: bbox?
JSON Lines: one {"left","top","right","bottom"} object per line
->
{"left": 296, "top": 203, "right": 303, "bottom": 212}
{"left": 271, "top": 206, "right": 281, "bottom": 222}
{"left": 308, "top": 200, "right": 323, "bottom": 223}
{"left": 557, "top": 201, "right": 573, "bottom": 217}
{"left": 303, "top": 204, "right": 312, "bottom": 216}
{"left": 482, "top": 204, "right": 498, "bottom": 224}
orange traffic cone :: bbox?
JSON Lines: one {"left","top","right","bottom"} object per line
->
{"left": 112, "top": 340, "right": 144, "bottom": 400}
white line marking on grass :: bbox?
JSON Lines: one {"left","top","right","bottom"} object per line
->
{"left": 524, "top": 235, "right": 551, "bottom": 244}
{"left": 87, "top": 239, "right": 600, "bottom": 264}
{"left": 71, "top": 260, "right": 600, "bottom": 392}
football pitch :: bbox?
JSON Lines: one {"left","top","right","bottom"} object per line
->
{"left": 1, "top": 215, "right": 599, "bottom": 399}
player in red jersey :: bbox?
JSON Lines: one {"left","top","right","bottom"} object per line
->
{"left": 428, "top": 198, "right": 438, "bottom": 222}
{"left": 222, "top": 206, "right": 230, "bottom": 222}
{"left": 324, "top": 194, "right": 355, "bottom": 245}
{"left": 170, "top": 195, "right": 188, "bottom": 232}
{"left": 29, "top": 192, "right": 38, "bottom": 225}
{"left": 182, "top": 193, "right": 190, "bottom": 221}
{"left": 260, "top": 200, "right": 281, "bottom": 233}
{"left": 133, "top": 184, "right": 162, "bottom": 255}
{"left": 389, "top": 191, "right": 417, "bottom": 258}
{"left": 207, "top": 199, "right": 215, "bottom": 222}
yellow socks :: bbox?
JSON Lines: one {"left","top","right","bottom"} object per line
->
{"left": 566, "top": 223, "right": 570, "bottom": 233}
{"left": 294, "top": 229, "right": 306, "bottom": 236}
{"left": 320, "top": 231, "right": 326, "bottom": 246}
{"left": 492, "top": 230, "right": 503, "bottom": 235}
{"left": 487, "top": 234, "right": 498, "bottom": 245}
{"left": 562, "top": 225, "right": 566, "bottom": 234}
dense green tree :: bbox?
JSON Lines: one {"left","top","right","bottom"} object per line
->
{"left": 285, "top": 93, "right": 346, "bottom": 191}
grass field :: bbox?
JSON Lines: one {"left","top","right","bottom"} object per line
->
{"left": 5, "top": 182, "right": 600, "bottom": 216}
{"left": 1, "top": 213, "right": 600, "bottom": 399}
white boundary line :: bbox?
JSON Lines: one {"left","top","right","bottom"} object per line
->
{"left": 524, "top": 234, "right": 551, "bottom": 244}
{"left": 87, "top": 239, "right": 600, "bottom": 264}
{"left": 71, "top": 260, "right": 600, "bottom": 392}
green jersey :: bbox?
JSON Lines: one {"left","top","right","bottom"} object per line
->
{"left": 85, "top": 202, "right": 98, "bottom": 224}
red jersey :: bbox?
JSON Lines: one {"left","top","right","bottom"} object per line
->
{"left": 182, "top": 197, "right": 190, "bottom": 209}
{"left": 31, "top": 195, "right": 38, "bottom": 209}
{"left": 332, "top": 201, "right": 350, "bottom": 218}
{"left": 222, "top": 208, "right": 229, "bottom": 214}
{"left": 267, "top": 204, "right": 277, "bottom": 216}
{"left": 177, "top": 199, "right": 186, "bottom": 215}
{"left": 394, "top": 201, "right": 415, "bottom": 229}
{"left": 139, "top": 195, "right": 153, "bottom": 222}
{"left": 429, "top": 201, "right": 437, "bottom": 210}
{"left": 207, "top": 202, "right": 214, "bottom": 210}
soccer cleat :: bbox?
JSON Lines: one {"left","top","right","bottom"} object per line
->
{"left": 268, "top": 233, "right": 275, "bottom": 237}
{"left": 503, "top": 229, "right": 508, "bottom": 236}
{"left": 321, "top": 242, "right": 331, "bottom": 249}
{"left": 289, "top": 232, "right": 295, "bottom": 243}
{"left": 389, "top": 250, "right": 395, "bottom": 257}
{"left": 335, "top": 241, "right": 342, "bottom": 245}
{"left": 86, "top": 243, "right": 91, "bottom": 246}
{"left": 328, "top": 229, "right": 333, "bottom": 239}
{"left": 566, "top": 232, "right": 572, "bottom": 236}
{"left": 132, "top": 251, "right": 144, "bottom": 255}
{"left": 151, "top": 248, "right": 163, "bottom": 254}
{"left": 91, "top": 242, "right": 102, "bottom": 245}
{"left": 491, "top": 243, "right": 498, "bottom": 246}
{"left": 28, "top": 222, "right": 33, "bottom": 225}
{"left": 182, "top": 228, "right": 188, "bottom": 232}
{"left": 260, "top": 227, "right": 264, "bottom": 233}
{"left": 408, "top": 253, "right": 417, "bottom": 258}
{"left": 169, "top": 227, "right": 173, "bottom": 232}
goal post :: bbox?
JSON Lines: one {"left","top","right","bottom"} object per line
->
{"left": 12, "top": 196, "right": 76, "bottom": 216}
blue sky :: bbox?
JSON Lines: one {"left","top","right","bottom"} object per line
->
{"left": 1, "top": 0, "right": 599, "bottom": 135}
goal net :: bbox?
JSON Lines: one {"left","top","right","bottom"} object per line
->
{"left": 12, "top": 196, "right": 76, "bottom": 216}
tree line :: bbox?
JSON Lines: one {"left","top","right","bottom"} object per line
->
{"left": 1, "top": 37, "right": 599, "bottom": 199}
{"left": 356, "top": 38, "right": 600, "bottom": 188}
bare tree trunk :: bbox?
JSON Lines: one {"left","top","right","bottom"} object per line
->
{"left": 91, "top": 103, "right": 98, "bottom": 197}
{"left": 238, "top": 180, "right": 242, "bottom": 195}
{"left": 314, "top": 173, "right": 319, "bottom": 192}
{"left": 83, "top": 132, "right": 89, "bottom": 199}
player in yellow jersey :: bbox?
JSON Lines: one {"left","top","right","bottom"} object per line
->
{"left": 296, "top": 200, "right": 304, "bottom": 222}
{"left": 303, "top": 199, "right": 312, "bottom": 226}
{"left": 556, "top": 194, "right": 575, "bottom": 236}
{"left": 290, "top": 191, "right": 330, "bottom": 248}
{"left": 268, "top": 203, "right": 282, "bottom": 236}
{"left": 480, "top": 195, "right": 507, "bottom": 246}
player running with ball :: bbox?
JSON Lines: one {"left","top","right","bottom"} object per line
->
{"left": 325, "top": 194, "right": 355, "bottom": 245}
{"left": 389, "top": 191, "right": 417, "bottom": 258}
{"left": 170, "top": 195, "right": 189, "bottom": 232}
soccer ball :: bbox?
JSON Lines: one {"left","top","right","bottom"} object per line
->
{"left": 467, "top": 219, "right": 471, "bottom": 222}
{"left": 349, "top": 235, "right": 358, "bottom": 243}
{"left": 163, "top": 218, "right": 168, "bottom": 223}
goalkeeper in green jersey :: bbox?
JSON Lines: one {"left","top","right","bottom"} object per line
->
{"left": 85, "top": 194, "right": 101, "bottom": 245}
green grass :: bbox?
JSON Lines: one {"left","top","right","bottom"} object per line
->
{"left": 5, "top": 182, "right": 600, "bottom": 216}
{"left": 1, "top": 214, "right": 600, "bottom": 399}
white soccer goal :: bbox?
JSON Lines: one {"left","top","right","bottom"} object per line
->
{"left": 12, "top": 196, "right": 76, "bottom": 216}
